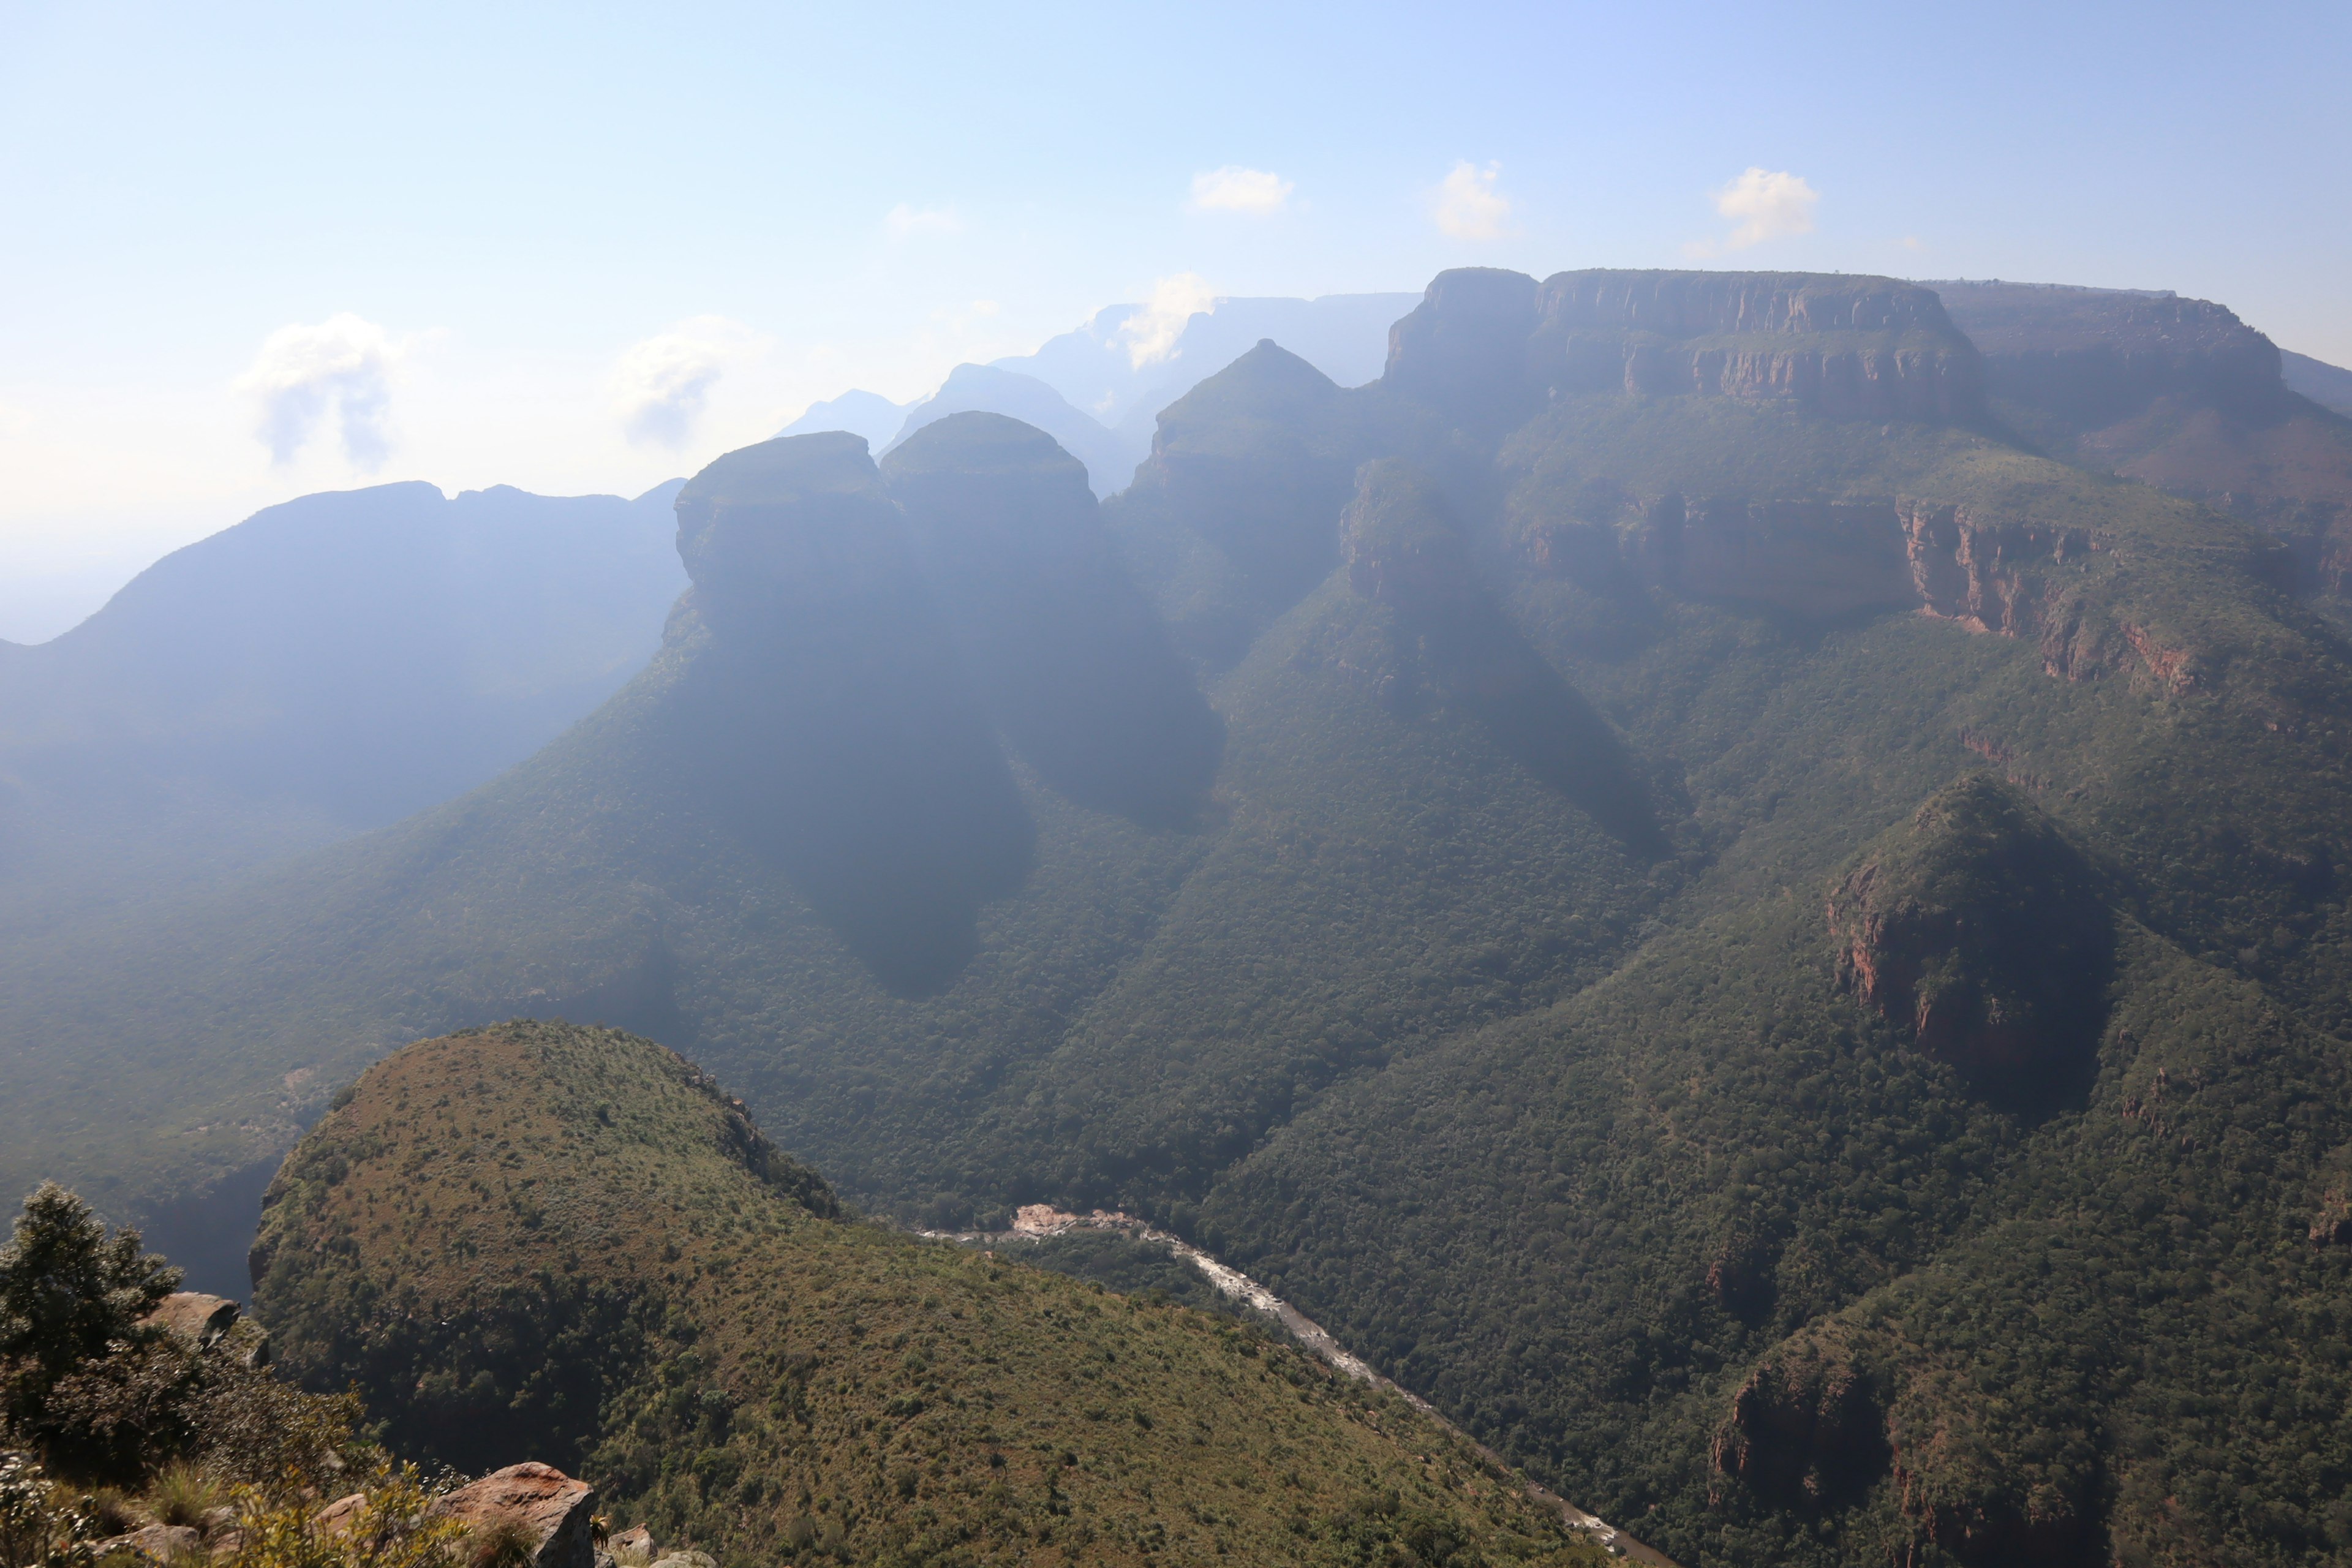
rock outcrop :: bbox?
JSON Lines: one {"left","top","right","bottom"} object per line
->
{"left": 1387, "top": 268, "right": 1986, "bottom": 430}
{"left": 431, "top": 1463, "right": 598, "bottom": 1568}
{"left": 1712, "top": 1330, "right": 1887, "bottom": 1504}
{"left": 140, "top": 1290, "right": 269, "bottom": 1366}
{"left": 141, "top": 1292, "right": 239, "bottom": 1348}
{"left": 1828, "top": 777, "right": 2113, "bottom": 1106}
{"left": 1938, "top": 280, "right": 2352, "bottom": 597}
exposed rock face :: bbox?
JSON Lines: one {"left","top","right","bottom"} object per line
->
{"left": 881, "top": 412, "right": 1223, "bottom": 826}
{"left": 1383, "top": 268, "right": 1542, "bottom": 433}
{"left": 1900, "top": 503, "right": 2103, "bottom": 641}
{"left": 1712, "top": 1332, "right": 1887, "bottom": 1503}
{"left": 1616, "top": 496, "right": 1917, "bottom": 617}
{"left": 431, "top": 1463, "right": 598, "bottom": 1568}
{"left": 1938, "top": 280, "right": 2352, "bottom": 597}
{"left": 1937, "top": 281, "right": 2284, "bottom": 427}
{"left": 1828, "top": 777, "right": 2113, "bottom": 1106}
{"left": 1387, "top": 268, "right": 1985, "bottom": 429}
{"left": 141, "top": 1291, "right": 239, "bottom": 1347}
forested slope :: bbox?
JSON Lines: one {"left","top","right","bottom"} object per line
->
{"left": 11, "top": 267, "right": 2352, "bottom": 1563}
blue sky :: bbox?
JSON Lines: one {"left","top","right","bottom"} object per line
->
{"left": 1, "top": 0, "right": 2345, "bottom": 638}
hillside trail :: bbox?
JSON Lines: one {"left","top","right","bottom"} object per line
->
{"left": 920, "top": 1204, "right": 1684, "bottom": 1567}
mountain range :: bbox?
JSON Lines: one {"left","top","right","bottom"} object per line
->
{"left": 778, "top": 292, "right": 1419, "bottom": 495}
{"left": 11, "top": 268, "right": 2352, "bottom": 1566}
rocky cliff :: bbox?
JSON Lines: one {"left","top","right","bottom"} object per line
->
{"left": 1826, "top": 776, "right": 2113, "bottom": 1106}
{"left": 1937, "top": 281, "right": 2352, "bottom": 596}
{"left": 1386, "top": 268, "right": 1986, "bottom": 430}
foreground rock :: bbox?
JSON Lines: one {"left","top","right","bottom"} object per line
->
{"left": 430, "top": 1463, "right": 597, "bottom": 1568}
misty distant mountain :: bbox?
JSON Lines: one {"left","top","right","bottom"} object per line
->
{"left": 773, "top": 387, "right": 909, "bottom": 449}
{"left": 1000, "top": 292, "right": 1419, "bottom": 429}
{"left": 0, "top": 478, "right": 685, "bottom": 923}
{"left": 881, "top": 364, "right": 1136, "bottom": 497}
{"left": 2285, "top": 347, "right": 2352, "bottom": 417}
{"left": 773, "top": 290, "right": 1417, "bottom": 498}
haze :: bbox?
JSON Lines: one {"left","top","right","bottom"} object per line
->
{"left": 3, "top": 0, "right": 2348, "bottom": 639}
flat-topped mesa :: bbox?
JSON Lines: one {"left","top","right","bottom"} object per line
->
{"left": 1385, "top": 268, "right": 1986, "bottom": 429}
{"left": 1933, "top": 281, "right": 2286, "bottom": 425}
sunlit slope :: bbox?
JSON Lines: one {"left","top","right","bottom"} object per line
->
{"left": 253, "top": 1020, "right": 1606, "bottom": 1568}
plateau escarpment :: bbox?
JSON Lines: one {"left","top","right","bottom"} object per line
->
{"left": 1938, "top": 279, "right": 2352, "bottom": 600}
{"left": 1387, "top": 268, "right": 1985, "bottom": 432}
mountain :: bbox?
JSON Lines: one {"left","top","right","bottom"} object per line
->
{"left": 775, "top": 388, "right": 910, "bottom": 449}
{"left": 778, "top": 291, "right": 1419, "bottom": 502}
{"left": 999, "top": 292, "right": 1421, "bottom": 430}
{"left": 0, "top": 479, "right": 687, "bottom": 929}
{"left": 1933, "top": 279, "right": 2352, "bottom": 603}
{"left": 252, "top": 1019, "right": 1612, "bottom": 1567}
{"left": 2285, "top": 348, "right": 2352, "bottom": 418}
{"left": 13, "top": 265, "right": 2352, "bottom": 1565}
{"left": 883, "top": 364, "right": 1139, "bottom": 497}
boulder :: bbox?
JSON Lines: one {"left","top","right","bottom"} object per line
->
{"left": 91, "top": 1525, "right": 202, "bottom": 1564}
{"left": 140, "top": 1292, "right": 239, "bottom": 1348}
{"left": 315, "top": 1492, "right": 369, "bottom": 1535}
{"left": 608, "top": 1525, "right": 655, "bottom": 1562}
{"left": 431, "top": 1463, "right": 598, "bottom": 1568}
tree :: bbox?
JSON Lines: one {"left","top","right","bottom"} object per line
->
{"left": 0, "top": 1182, "right": 183, "bottom": 1465}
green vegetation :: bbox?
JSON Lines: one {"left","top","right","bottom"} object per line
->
{"left": 255, "top": 1020, "right": 1608, "bottom": 1568}
{"left": 10, "top": 266, "right": 2352, "bottom": 1562}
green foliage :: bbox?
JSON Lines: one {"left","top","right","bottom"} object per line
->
{"left": 15, "top": 274, "right": 2352, "bottom": 1566}
{"left": 0, "top": 1454, "right": 97, "bottom": 1568}
{"left": 255, "top": 1022, "right": 1607, "bottom": 1568}
{"left": 224, "top": 1463, "right": 464, "bottom": 1568}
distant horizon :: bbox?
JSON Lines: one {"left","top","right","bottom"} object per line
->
{"left": 5, "top": 0, "right": 2345, "bottom": 640}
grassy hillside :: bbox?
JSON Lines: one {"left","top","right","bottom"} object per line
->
{"left": 254, "top": 1020, "right": 1609, "bottom": 1568}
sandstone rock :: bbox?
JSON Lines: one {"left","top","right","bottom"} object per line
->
{"left": 607, "top": 1524, "right": 655, "bottom": 1562}
{"left": 141, "top": 1292, "right": 240, "bottom": 1348}
{"left": 92, "top": 1524, "right": 202, "bottom": 1563}
{"left": 1827, "top": 777, "right": 2112, "bottom": 1106}
{"left": 315, "top": 1491, "right": 369, "bottom": 1535}
{"left": 649, "top": 1553, "right": 715, "bottom": 1568}
{"left": 431, "top": 1463, "right": 598, "bottom": 1568}
{"left": 1388, "top": 266, "right": 1984, "bottom": 429}
{"left": 1712, "top": 1332, "right": 1887, "bottom": 1503}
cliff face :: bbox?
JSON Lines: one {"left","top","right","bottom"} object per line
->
{"left": 1936, "top": 281, "right": 2284, "bottom": 426}
{"left": 1938, "top": 281, "right": 2352, "bottom": 595}
{"left": 1825, "top": 777, "right": 2113, "bottom": 1106}
{"left": 1537, "top": 270, "right": 1985, "bottom": 423}
{"left": 1385, "top": 268, "right": 1986, "bottom": 429}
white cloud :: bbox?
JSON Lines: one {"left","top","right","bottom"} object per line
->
{"left": 233, "top": 313, "right": 407, "bottom": 469}
{"left": 1189, "top": 166, "right": 1294, "bottom": 215}
{"left": 885, "top": 203, "right": 962, "bottom": 237}
{"left": 1117, "top": 273, "right": 1220, "bottom": 369}
{"left": 1709, "top": 167, "right": 1820, "bottom": 251}
{"left": 1433, "top": 160, "right": 1512, "bottom": 240}
{"left": 609, "top": 315, "right": 766, "bottom": 448}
